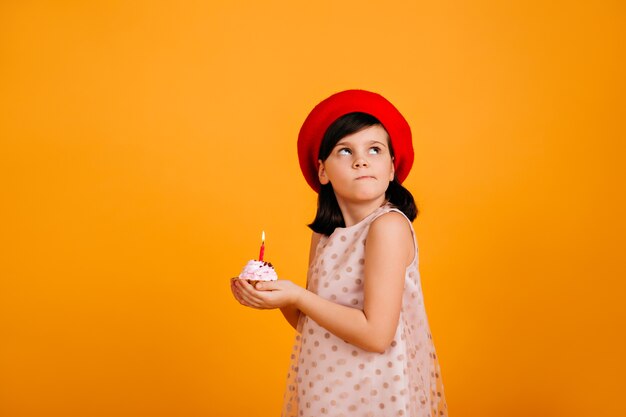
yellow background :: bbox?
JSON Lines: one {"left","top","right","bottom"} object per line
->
{"left": 1, "top": 1, "right": 624, "bottom": 416}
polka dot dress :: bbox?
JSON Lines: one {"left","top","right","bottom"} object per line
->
{"left": 282, "top": 204, "right": 448, "bottom": 417}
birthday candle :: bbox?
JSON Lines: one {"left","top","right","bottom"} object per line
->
{"left": 259, "top": 231, "right": 265, "bottom": 261}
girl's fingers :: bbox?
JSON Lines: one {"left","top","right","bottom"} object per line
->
{"left": 238, "top": 280, "right": 267, "bottom": 301}
{"left": 235, "top": 289, "right": 257, "bottom": 307}
{"left": 232, "top": 280, "right": 255, "bottom": 306}
{"left": 238, "top": 279, "right": 256, "bottom": 291}
{"left": 234, "top": 281, "right": 267, "bottom": 308}
{"left": 232, "top": 278, "right": 276, "bottom": 309}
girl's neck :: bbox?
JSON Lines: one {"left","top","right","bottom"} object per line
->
{"left": 336, "top": 196, "right": 388, "bottom": 227}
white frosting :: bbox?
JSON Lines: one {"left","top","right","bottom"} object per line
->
{"left": 238, "top": 260, "right": 278, "bottom": 281}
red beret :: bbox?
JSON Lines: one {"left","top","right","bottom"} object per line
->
{"left": 297, "top": 89, "right": 413, "bottom": 193}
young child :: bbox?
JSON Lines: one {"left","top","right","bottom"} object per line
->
{"left": 230, "top": 90, "right": 448, "bottom": 417}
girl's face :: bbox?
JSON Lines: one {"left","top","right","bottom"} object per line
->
{"left": 318, "top": 124, "right": 395, "bottom": 205}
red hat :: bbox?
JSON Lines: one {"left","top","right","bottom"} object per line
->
{"left": 298, "top": 89, "right": 413, "bottom": 193}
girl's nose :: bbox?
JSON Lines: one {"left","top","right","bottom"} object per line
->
{"left": 353, "top": 157, "right": 368, "bottom": 168}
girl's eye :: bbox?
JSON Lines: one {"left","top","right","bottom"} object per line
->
{"left": 369, "top": 147, "right": 381, "bottom": 154}
{"left": 338, "top": 148, "right": 352, "bottom": 155}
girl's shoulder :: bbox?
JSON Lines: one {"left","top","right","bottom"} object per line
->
{"left": 370, "top": 204, "right": 412, "bottom": 227}
{"left": 369, "top": 210, "right": 413, "bottom": 236}
{"left": 310, "top": 230, "right": 323, "bottom": 245}
{"left": 368, "top": 209, "right": 415, "bottom": 265}
{"left": 308, "top": 231, "right": 323, "bottom": 266}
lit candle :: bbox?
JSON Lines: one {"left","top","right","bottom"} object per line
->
{"left": 259, "top": 230, "right": 265, "bottom": 261}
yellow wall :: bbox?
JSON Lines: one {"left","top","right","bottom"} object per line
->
{"left": 1, "top": 1, "right": 624, "bottom": 416}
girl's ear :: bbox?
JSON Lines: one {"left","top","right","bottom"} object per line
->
{"left": 389, "top": 157, "right": 395, "bottom": 181}
{"left": 318, "top": 160, "right": 330, "bottom": 185}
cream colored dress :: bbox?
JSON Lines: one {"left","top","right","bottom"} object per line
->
{"left": 282, "top": 204, "right": 448, "bottom": 417}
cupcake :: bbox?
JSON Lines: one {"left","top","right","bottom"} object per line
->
{"left": 238, "top": 260, "right": 278, "bottom": 287}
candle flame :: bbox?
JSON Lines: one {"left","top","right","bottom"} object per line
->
{"left": 261, "top": 230, "right": 265, "bottom": 243}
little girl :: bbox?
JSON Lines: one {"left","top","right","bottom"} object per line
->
{"left": 231, "top": 90, "right": 448, "bottom": 417}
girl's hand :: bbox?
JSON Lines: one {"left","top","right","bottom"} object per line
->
{"left": 230, "top": 278, "right": 304, "bottom": 310}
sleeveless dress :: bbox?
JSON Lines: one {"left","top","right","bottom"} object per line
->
{"left": 281, "top": 203, "right": 448, "bottom": 417}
